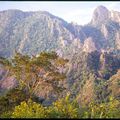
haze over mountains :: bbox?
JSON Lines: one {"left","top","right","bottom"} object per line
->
{"left": 1, "top": 5, "right": 120, "bottom": 105}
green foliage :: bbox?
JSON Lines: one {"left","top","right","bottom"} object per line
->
{"left": 100, "top": 69, "right": 110, "bottom": 75}
{"left": 83, "top": 96, "right": 120, "bottom": 118}
{"left": 0, "top": 51, "right": 69, "bottom": 118}
{"left": 0, "top": 57, "right": 11, "bottom": 67}
{"left": 1, "top": 93, "right": 120, "bottom": 118}
{"left": 0, "top": 111, "right": 12, "bottom": 118}
{"left": 117, "top": 79, "right": 120, "bottom": 86}
{"left": 94, "top": 79, "right": 110, "bottom": 103}
{"left": 55, "top": 57, "right": 69, "bottom": 67}
{"left": 9, "top": 51, "right": 68, "bottom": 98}
{"left": 11, "top": 93, "right": 80, "bottom": 118}
{"left": 12, "top": 99, "right": 47, "bottom": 118}
{"left": 0, "top": 88, "right": 28, "bottom": 116}
{"left": 47, "top": 93, "right": 80, "bottom": 118}
{"left": 39, "top": 51, "right": 58, "bottom": 60}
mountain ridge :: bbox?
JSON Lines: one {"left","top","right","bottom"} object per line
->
{"left": 0, "top": 6, "right": 120, "bottom": 58}
{"left": 1, "top": 5, "right": 120, "bottom": 105}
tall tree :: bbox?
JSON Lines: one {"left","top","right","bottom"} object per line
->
{"left": 10, "top": 51, "right": 68, "bottom": 98}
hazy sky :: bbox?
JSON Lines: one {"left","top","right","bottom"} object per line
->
{"left": 0, "top": 1, "right": 120, "bottom": 25}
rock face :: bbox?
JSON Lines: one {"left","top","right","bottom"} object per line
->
{"left": 108, "top": 69, "right": 120, "bottom": 99}
{"left": 0, "top": 66, "right": 18, "bottom": 95}
{"left": 1, "top": 6, "right": 120, "bottom": 58}
{"left": 91, "top": 5, "right": 109, "bottom": 25}
{"left": 110, "top": 11, "right": 120, "bottom": 23}
{"left": 0, "top": 9, "right": 85, "bottom": 58}
{"left": 90, "top": 6, "right": 120, "bottom": 51}
{"left": 0, "top": 76, "right": 17, "bottom": 90}
{"left": 101, "top": 24, "right": 108, "bottom": 39}
{"left": 115, "top": 32, "right": 120, "bottom": 49}
{"left": 83, "top": 37, "right": 97, "bottom": 53}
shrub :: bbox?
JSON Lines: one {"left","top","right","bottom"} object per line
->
{"left": 83, "top": 96, "right": 120, "bottom": 118}
{"left": 47, "top": 93, "right": 80, "bottom": 118}
{"left": 12, "top": 99, "right": 47, "bottom": 118}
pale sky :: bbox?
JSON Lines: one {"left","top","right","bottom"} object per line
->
{"left": 0, "top": 1, "right": 120, "bottom": 25}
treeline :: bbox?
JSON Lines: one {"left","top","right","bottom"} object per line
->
{"left": 1, "top": 91, "right": 120, "bottom": 118}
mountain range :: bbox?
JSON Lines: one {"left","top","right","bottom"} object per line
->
{"left": 0, "top": 5, "right": 120, "bottom": 104}
{"left": 1, "top": 5, "right": 120, "bottom": 58}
